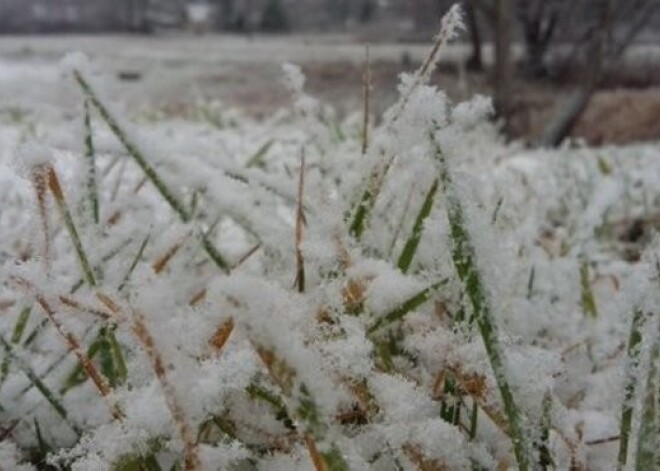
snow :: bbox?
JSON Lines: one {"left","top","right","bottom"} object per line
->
{"left": 1, "top": 14, "right": 660, "bottom": 470}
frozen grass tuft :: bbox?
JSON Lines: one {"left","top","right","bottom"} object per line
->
{"left": 1, "top": 5, "right": 660, "bottom": 470}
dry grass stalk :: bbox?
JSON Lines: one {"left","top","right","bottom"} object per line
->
{"left": 304, "top": 434, "right": 326, "bottom": 471}
{"left": 403, "top": 444, "right": 449, "bottom": 471}
{"left": 437, "top": 367, "right": 585, "bottom": 470}
{"left": 43, "top": 165, "right": 97, "bottom": 286}
{"left": 130, "top": 310, "right": 200, "bottom": 470}
{"left": 437, "top": 368, "right": 509, "bottom": 435}
{"left": 106, "top": 210, "right": 122, "bottom": 227}
{"left": 188, "top": 289, "right": 207, "bottom": 307}
{"left": 12, "top": 278, "right": 122, "bottom": 420}
{"left": 231, "top": 244, "right": 261, "bottom": 271}
{"left": 97, "top": 293, "right": 200, "bottom": 468}
{"left": 152, "top": 241, "right": 184, "bottom": 274}
{"left": 390, "top": 4, "right": 463, "bottom": 125}
{"left": 254, "top": 346, "right": 296, "bottom": 396}
{"left": 133, "top": 176, "right": 148, "bottom": 194}
{"left": 208, "top": 317, "right": 235, "bottom": 355}
{"left": 95, "top": 293, "right": 123, "bottom": 317}
{"left": 332, "top": 232, "right": 353, "bottom": 270}
{"left": 58, "top": 295, "right": 112, "bottom": 320}
{"left": 0, "top": 299, "right": 16, "bottom": 312}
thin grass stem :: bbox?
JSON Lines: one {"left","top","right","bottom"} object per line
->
{"left": 432, "top": 132, "right": 530, "bottom": 470}
{"left": 83, "top": 99, "right": 100, "bottom": 224}
{"left": 618, "top": 307, "right": 645, "bottom": 469}
{"left": 397, "top": 179, "right": 438, "bottom": 274}
{"left": 46, "top": 166, "right": 97, "bottom": 287}
{"left": 73, "top": 71, "right": 191, "bottom": 222}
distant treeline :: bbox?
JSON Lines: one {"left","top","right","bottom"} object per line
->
{"left": 0, "top": 0, "right": 404, "bottom": 34}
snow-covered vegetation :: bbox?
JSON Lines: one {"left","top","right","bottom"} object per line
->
{"left": 1, "top": 7, "right": 659, "bottom": 471}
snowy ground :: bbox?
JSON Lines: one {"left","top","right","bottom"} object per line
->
{"left": 0, "top": 33, "right": 659, "bottom": 470}
{"left": 0, "top": 34, "right": 439, "bottom": 117}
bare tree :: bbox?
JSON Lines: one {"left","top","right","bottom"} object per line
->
{"left": 540, "top": 0, "right": 660, "bottom": 146}
{"left": 515, "top": 0, "right": 569, "bottom": 78}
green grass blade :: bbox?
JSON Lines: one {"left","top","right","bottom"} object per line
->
{"left": 74, "top": 71, "right": 233, "bottom": 275}
{"left": 527, "top": 266, "right": 535, "bottom": 300}
{"left": 245, "top": 139, "right": 274, "bottom": 169}
{"left": 60, "top": 336, "right": 104, "bottom": 394}
{"left": 432, "top": 132, "right": 531, "bottom": 471}
{"left": 580, "top": 261, "right": 598, "bottom": 318}
{"left": 73, "top": 71, "right": 191, "bottom": 222}
{"left": 348, "top": 188, "right": 372, "bottom": 240}
{"left": 0, "top": 334, "right": 75, "bottom": 430}
{"left": 367, "top": 280, "right": 447, "bottom": 335}
{"left": 201, "top": 232, "right": 230, "bottom": 273}
{"left": 118, "top": 234, "right": 150, "bottom": 291}
{"left": 618, "top": 307, "right": 646, "bottom": 469}
{"left": 537, "top": 393, "right": 554, "bottom": 470}
{"left": 61, "top": 326, "right": 127, "bottom": 394}
{"left": 634, "top": 335, "right": 659, "bottom": 470}
{"left": 116, "top": 454, "right": 163, "bottom": 471}
{"left": 469, "top": 400, "right": 479, "bottom": 441}
{"left": 106, "top": 327, "right": 128, "bottom": 385}
{"left": 34, "top": 418, "right": 52, "bottom": 457}
{"left": 396, "top": 179, "right": 438, "bottom": 274}
{"left": 11, "top": 306, "right": 32, "bottom": 344}
{"left": 83, "top": 98, "right": 100, "bottom": 224}
{"left": 246, "top": 383, "right": 295, "bottom": 430}
{"left": 55, "top": 194, "right": 97, "bottom": 287}
{"left": 0, "top": 306, "right": 32, "bottom": 385}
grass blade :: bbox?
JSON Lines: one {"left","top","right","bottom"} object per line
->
{"left": 580, "top": 261, "right": 598, "bottom": 318}
{"left": 432, "top": 131, "right": 531, "bottom": 470}
{"left": 361, "top": 44, "right": 371, "bottom": 156}
{"left": 74, "top": 71, "right": 232, "bottom": 276}
{"left": 618, "top": 307, "right": 646, "bottom": 469}
{"left": 348, "top": 187, "right": 373, "bottom": 240}
{"left": 0, "top": 334, "right": 76, "bottom": 431}
{"left": 200, "top": 231, "right": 230, "bottom": 273}
{"left": 118, "top": 234, "right": 151, "bottom": 291}
{"left": 245, "top": 139, "right": 274, "bottom": 169}
{"left": 295, "top": 152, "right": 306, "bottom": 293}
{"left": 0, "top": 306, "right": 32, "bottom": 386}
{"left": 367, "top": 280, "right": 447, "bottom": 335}
{"left": 83, "top": 98, "right": 100, "bottom": 224}
{"left": 396, "top": 178, "right": 438, "bottom": 274}
{"left": 634, "top": 335, "right": 659, "bottom": 470}
{"left": 46, "top": 166, "right": 97, "bottom": 287}
{"left": 73, "top": 71, "right": 191, "bottom": 222}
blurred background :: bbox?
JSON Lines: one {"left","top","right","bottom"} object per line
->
{"left": 1, "top": 0, "right": 659, "bottom": 146}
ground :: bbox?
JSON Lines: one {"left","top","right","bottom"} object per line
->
{"left": 1, "top": 34, "right": 659, "bottom": 145}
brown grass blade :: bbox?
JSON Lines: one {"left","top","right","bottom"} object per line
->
{"left": 130, "top": 310, "right": 200, "bottom": 470}
{"left": 208, "top": 318, "right": 235, "bottom": 355}
{"left": 12, "top": 277, "right": 122, "bottom": 420}
{"left": 305, "top": 434, "right": 326, "bottom": 471}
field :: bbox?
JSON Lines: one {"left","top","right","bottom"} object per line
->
{"left": 0, "top": 28, "right": 659, "bottom": 470}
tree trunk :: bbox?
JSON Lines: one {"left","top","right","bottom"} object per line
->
{"left": 465, "top": 1, "right": 483, "bottom": 72}
{"left": 494, "top": 0, "right": 514, "bottom": 129}
{"left": 539, "top": 86, "right": 595, "bottom": 147}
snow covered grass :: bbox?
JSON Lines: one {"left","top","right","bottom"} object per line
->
{"left": 1, "top": 7, "right": 660, "bottom": 471}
